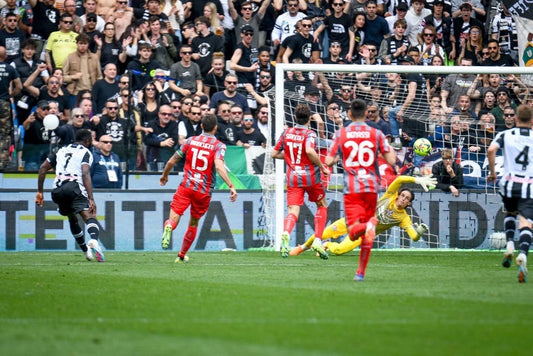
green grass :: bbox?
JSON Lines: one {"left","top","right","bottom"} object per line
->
{"left": 1, "top": 251, "right": 531, "bottom": 356}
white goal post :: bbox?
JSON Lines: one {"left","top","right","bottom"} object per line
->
{"left": 256, "top": 63, "right": 533, "bottom": 251}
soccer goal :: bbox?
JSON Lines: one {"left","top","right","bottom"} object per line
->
{"left": 256, "top": 62, "right": 533, "bottom": 251}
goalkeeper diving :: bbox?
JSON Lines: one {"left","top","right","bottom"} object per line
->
{"left": 290, "top": 175, "right": 437, "bottom": 256}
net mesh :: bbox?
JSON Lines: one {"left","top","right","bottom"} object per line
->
{"left": 256, "top": 63, "right": 533, "bottom": 250}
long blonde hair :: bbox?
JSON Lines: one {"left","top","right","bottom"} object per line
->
{"left": 204, "top": 2, "right": 221, "bottom": 30}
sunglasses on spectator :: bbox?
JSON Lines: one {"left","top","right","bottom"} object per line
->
{"left": 183, "top": 101, "right": 193, "bottom": 105}
{"left": 243, "top": 32, "right": 253, "bottom": 37}
{"left": 226, "top": 81, "right": 238, "bottom": 85}
{"left": 243, "top": 118, "right": 254, "bottom": 122}
{"left": 201, "top": 107, "right": 209, "bottom": 111}
{"left": 503, "top": 113, "right": 514, "bottom": 117}
{"left": 181, "top": 51, "right": 192, "bottom": 55}
{"left": 332, "top": 3, "right": 344, "bottom": 6}
{"left": 368, "top": 110, "right": 377, "bottom": 114}
{"left": 190, "top": 112, "right": 202, "bottom": 115}
{"left": 145, "top": 87, "right": 155, "bottom": 91}
{"left": 301, "top": 23, "right": 312, "bottom": 28}
{"left": 62, "top": 21, "right": 73, "bottom": 24}
{"left": 171, "top": 105, "right": 181, "bottom": 109}
{"left": 160, "top": 112, "right": 172, "bottom": 116}
{"left": 260, "top": 111, "right": 268, "bottom": 115}
{"left": 221, "top": 109, "right": 230, "bottom": 113}
{"left": 74, "top": 114, "right": 84, "bottom": 118}
{"left": 7, "top": 19, "right": 18, "bottom": 22}
{"left": 106, "top": 107, "right": 118, "bottom": 110}
{"left": 121, "top": 94, "right": 131, "bottom": 97}
{"left": 287, "top": 4, "right": 298, "bottom": 7}
{"left": 120, "top": 81, "right": 129, "bottom": 84}
{"left": 40, "top": 106, "right": 50, "bottom": 110}
{"left": 341, "top": 88, "right": 351, "bottom": 92}
{"left": 100, "top": 140, "right": 113, "bottom": 144}
{"left": 241, "top": 7, "right": 252, "bottom": 10}
{"left": 193, "top": 98, "right": 201, "bottom": 102}
{"left": 232, "top": 111, "right": 243, "bottom": 115}
{"left": 87, "top": 18, "right": 97, "bottom": 22}
{"left": 260, "top": 75, "right": 271, "bottom": 79}
{"left": 423, "top": 33, "right": 434, "bottom": 37}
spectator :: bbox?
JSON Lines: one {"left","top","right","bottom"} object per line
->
{"left": 92, "top": 98, "right": 137, "bottom": 168}
{"left": 191, "top": 16, "right": 224, "bottom": 77}
{"left": 255, "top": 104, "right": 270, "bottom": 141}
{"left": 481, "top": 39, "right": 515, "bottom": 67}
{"left": 405, "top": 0, "right": 431, "bottom": 46}
{"left": 169, "top": 44, "right": 203, "bottom": 99}
{"left": 491, "top": 87, "right": 516, "bottom": 129}
{"left": 229, "top": 104, "right": 244, "bottom": 129}
{"left": 365, "top": 101, "right": 391, "bottom": 140}
{"left": 24, "top": 67, "right": 71, "bottom": 121}
{"left": 349, "top": 11, "right": 366, "bottom": 62}
{"left": 313, "top": 0, "right": 354, "bottom": 59}
{"left": 468, "top": 112, "right": 495, "bottom": 154}
{"left": 230, "top": 25, "right": 259, "bottom": 86}
{"left": 452, "top": 2, "right": 483, "bottom": 55}
{"left": 145, "top": 16, "right": 177, "bottom": 70}
{"left": 63, "top": 0, "right": 83, "bottom": 33}
{"left": 491, "top": 3, "right": 518, "bottom": 65}
{"left": 457, "top": 25, "right": 483, "bottom": 65}
{"left": 432, "top": 148, "right": 463, "bottom": 197}
{"left": 210, "top": 74, "right": 250, "bottom": 113}
{"left": 236, "top": 115, "right": 266, "bottom": 148}
{"left": 22, "top": 100, "right": 52, "bottom": 171}
{"left": 126, "top": 42, "right": 161, "bottom": 91}
{"left": 0, "top": 13, "right": 25, "bottom": 62}
{"left": 215, "top": 100, "right": 238, "bottom": 145}
{"left": 449, "top": 95, "right": 477, "bottom": 121}
{"left": 363, "top": 0, "right": 389, "bottom": 50}
{"left": 91, "top": 134, "right": 124, "bottom": 188}
{"left": 271, "top": 0, "right": 304, "bottom": 52}
{"left": 82, "top": 12, "right": 102, "bottom": 54}
{"left": 420, "top": 0, "right": 456, "bottom": 61}
{"left": 144, "top": 105, "right": 180, "bottom": 171}
{"left": 203, "top": 52, "right": 228, "bottom": 98}
{"left": 81, "top": 0, "right": 106, "bottom": 32}
{"left": 92, "top": 63, "right": 120, "bottom": 115}
{"left": 451, "top": 0, "right": 485, "bottom": 21}
{"left": 282, "top": 17, "right": 320, "bottom": 64}
{"left": 63, "top": 33, "right": 103, "bottom": 103}
{"left": 417, "top": 25, "right": 445, "bottom": 66}
{"left": 97, "top": 22, "right": 128, "bottom": 69}
{"left": 178, "top": 104, "right": 203, "bottom": 145}
{"left": 496, "top": 106, "right": 516, "bottom": 132}
{"left": 137, "top": 81, "right": 161, "bottom": 126}
{"left": 45, "top": 13, "right": 79, "bottom": 72}
{"left": 108, "top": 1, "right": 135, "bottom": 42}
{"left": 228, "top": 0, "right": 275, "bottom": 48}
{"left": 10, "top": 39, "right": 49, "bottom": 123}
{"left": 29, "top": 0, "right": 60, "bottom": 58}
{"left": 386, "top": 3, "right": 411, "bottom": 36}
{"left": 440, "top": 57, "right": 476, "bottom": 114}
{"left": 378, "top": 19, "right": 410, "bottom": 65}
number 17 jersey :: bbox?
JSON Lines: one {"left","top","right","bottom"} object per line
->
{"left": 329, "top": 122, "right": 391, "bottom": 194}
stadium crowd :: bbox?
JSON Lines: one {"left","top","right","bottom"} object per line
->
{"left": 0, "top": 0, "right": 524, "bottom": 179}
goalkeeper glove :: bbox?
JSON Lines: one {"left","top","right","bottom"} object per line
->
{"left": 414, "top": 175, "right": 437, "bottom": 192}
{"left": 414, "top": 223, "right": 429, "bottom": 238}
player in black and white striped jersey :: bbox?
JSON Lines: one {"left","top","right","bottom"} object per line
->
{"left": 35, "top": 129, "right": 105, "bottom": 262}
{"left": 488, "top": 104, "right": 533, "bottom": 283}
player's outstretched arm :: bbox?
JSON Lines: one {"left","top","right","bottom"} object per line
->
{"left": 215, "top": 158, "right": 238, "bottom": 202}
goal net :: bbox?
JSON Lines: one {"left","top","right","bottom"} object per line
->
{"left": 255, "top": 62, "right": 533, "bottom": 251}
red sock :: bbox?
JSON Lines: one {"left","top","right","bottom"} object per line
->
{"left": 179, "top": 226, "right": 198, "bottom": 258}
{"left": 357, "top": 240, "right": 373, "bottom": 277}
{"left": 314, "top": 207, "right": 328, "bottom": 239}
{"left": 283, "top": 213, "right": 297, "bottom": 234}
{"left": 165, "top": 219, "right": 177, "bottom": 230}
{"left": 349, "top": 222, "right": 366, "bottom": 241}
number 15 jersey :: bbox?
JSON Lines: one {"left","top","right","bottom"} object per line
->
{"left": 178, "top": 133, "right": 226, "bottom": 195}
{"left": 329, "top": 122, "right": 391, "bottom": 194}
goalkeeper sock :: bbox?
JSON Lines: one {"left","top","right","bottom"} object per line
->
{"left": 518, "top": 227, "right": 532, "bottom": 256}
{"left": 179, "top": 226, "right": 198, "bottom": 258}
{"left": 303, "top": 235, "right": 314, "bottom": 249}
{"left": 314, "top": 207, "right": 327, "bottom": 239}
{"left": 164, "top": 219, "right": 177, "bottom": 230}
{"left": 283, "top": 213, "right": 297, "bottom": 234}
{"left": 504, "top": 215, "right": 516, "bottom": 242}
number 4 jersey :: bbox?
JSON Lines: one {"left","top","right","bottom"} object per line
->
{"left": 329, "top": 122, "right": 392, "bottom": 194}
{"left": 178, "top": 133, "right": 226, "bottom": 194}
{"left": 492, "top": 127, "right": 533, "bottom": 199}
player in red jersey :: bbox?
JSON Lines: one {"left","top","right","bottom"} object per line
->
{"left": 159, "top": 112, "right": 238, "bottom": 263}
{"left": 326, "top": 99, "right": 396, "bottom": 281}
{"left": 271, "top": 104, "right": 330, "bottom": 259}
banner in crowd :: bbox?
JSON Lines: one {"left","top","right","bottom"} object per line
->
{"left": 504, "top": 0, "right": 533, "bottom": 67}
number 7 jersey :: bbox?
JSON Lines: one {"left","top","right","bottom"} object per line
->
{"left": 178, "top": 133, "right": 226, "bottom": 194}
{"left": 329, "top": 122, "right": 392, "bottom": 194}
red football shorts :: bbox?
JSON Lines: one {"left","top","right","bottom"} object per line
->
{"left": 287, "top": 183, "right": 325, "bottom": 206}
{"left": 170, "top": 185, "right": 211, "bottom": 219}
{"left": 344, "top": 192, "right": 378, "bottom": 226}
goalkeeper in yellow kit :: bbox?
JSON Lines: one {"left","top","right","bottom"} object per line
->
{"left": 290, "top": 175, "right": 437, "bottom": 256}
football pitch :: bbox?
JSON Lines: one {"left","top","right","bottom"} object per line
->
{"left": 1, "top": 251, "right": 531, "bottom": 356}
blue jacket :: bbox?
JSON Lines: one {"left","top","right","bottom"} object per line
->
{"left": 91, "top": 150, "right": 123, "bottom": 189}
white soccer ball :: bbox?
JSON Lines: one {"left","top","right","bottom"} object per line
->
{"left": 489, "top": 232, "right": 506, "bottom": 250}
{"left": 43, "top": 114, "right": 60, "bottom": 130}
